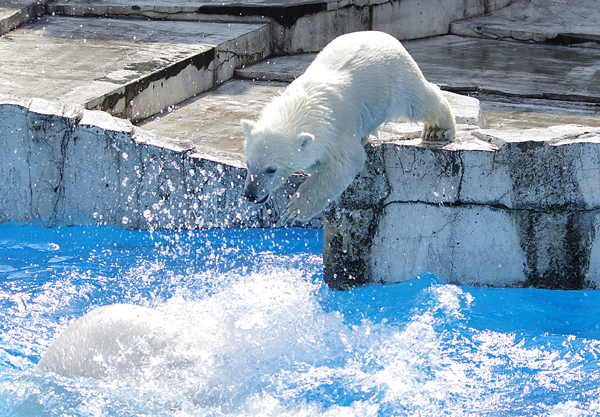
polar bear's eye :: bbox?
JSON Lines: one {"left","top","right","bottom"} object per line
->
{"left": 265, "top": 166, "right": 278, "bottom": 175}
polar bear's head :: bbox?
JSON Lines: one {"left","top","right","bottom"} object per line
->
{"left": 242, "top": 119, "right": 315, "bottom": 204}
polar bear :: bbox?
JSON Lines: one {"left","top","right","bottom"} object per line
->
{"left": 242, "top": 30, "right": 455, "bottom": 222}
{"left": 35, "top": 304, "right": 186, "bottom": 379}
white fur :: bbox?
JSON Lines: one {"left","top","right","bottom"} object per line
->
{"left": 242, "top": 31, "right": 455, "bottom": 222}
{"left": 35, "top": 304, "right": 184, "bottom": 379}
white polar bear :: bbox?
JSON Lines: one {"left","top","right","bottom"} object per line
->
{"left": 242, "top": 30, "right": 455, "bottom": 222}
{"left": 35, "top": 304, "right": 187, "bottom": 379}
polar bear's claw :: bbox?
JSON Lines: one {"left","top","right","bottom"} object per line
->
{"left": 421, "top": 123, "right": 455, "bottom": 143}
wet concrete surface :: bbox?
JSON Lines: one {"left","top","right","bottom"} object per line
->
{"left": 139, "top": 79, "right": 287, "bottom": 167}
{"left": 0, "top": 16, "right": 268, "bottom": 119}
{"left": 237, "top": 35, "right": 600, "bottom": 104}
{"left": 403, "top": 35, "right": 600, "bottom": 103}
{"left": 481, "top": 97, "right": 600, "bottom": 130}
{"left": 451, "top": 0, "right": 600, "bottom": 44}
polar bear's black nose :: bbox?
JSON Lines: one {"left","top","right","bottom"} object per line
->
{"left": 244, "top": 177, "right": 269, "bottom": 204}
{"left": 244, "top": 187, "right": 269, "bottom": 204}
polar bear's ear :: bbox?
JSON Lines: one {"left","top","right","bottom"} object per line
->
{"left": 296, "top": 133, "right": 314, "bottom": 151}
{"left": 241, "top": 119, "right": 256, "bottom": 137}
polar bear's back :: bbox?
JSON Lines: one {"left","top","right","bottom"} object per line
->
{"left": 300, "top": 31, "right": 431, "bottom": 136}
{"left": 307, "top": 31, "right": 424, "bottom": 86}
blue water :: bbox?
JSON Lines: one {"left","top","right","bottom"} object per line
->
{"left": 1, "top": 223, "right": 600, "bottom": 416}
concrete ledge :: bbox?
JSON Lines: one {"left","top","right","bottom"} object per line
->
{"left": 0, "top": 94, "right": 320, "bottom": 229}
{"left": 0, "top": 87, "right": 484, "bottom": 230}
{"left": 324, "top": 125, "right": 600, "bottom": 290}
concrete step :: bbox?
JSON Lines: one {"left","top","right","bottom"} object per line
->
{"left": 450, "top": 0, "right": 600, "bottom": 46}
{"left": 0, "top": 16, "right": 269, "bottom": 121}
{"left": 45, "top": 0, "right": 326, "bottom": 26}
{"left": 0, "top": 0, "right": 46, "bottom": 35}
{"left": 139, "top": 79, "right": 289, "bottom": 168}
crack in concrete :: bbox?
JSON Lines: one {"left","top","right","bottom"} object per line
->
{"left": 382, "top": 198, "right": 600, "bottom": 215}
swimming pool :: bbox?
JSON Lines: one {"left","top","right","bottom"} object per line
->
{"left": 1, "top": 223, "right": 599, "bottom": 416}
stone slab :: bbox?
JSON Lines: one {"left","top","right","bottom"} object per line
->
{"left": 369, "top": 202, "right": 600, "bottom": 289}
{"left": 0, "top": 16, "right": 270, "bottom": 120}
{"left": 480, "top": 96, "right": 600, "bottom": 130}
{"left": 402, "top": 35, "right": 600, "bottom": 104}
{"left": 235, "top": 53, "right": 314, "bottom": 81}
{"left": 385, "top": 124, "right": 600, "bottom": 210}
{"left": 371, "top": 0, "right": 513, "bottom": 41}
{"left": 450, "top": 0, "right": 600, "bottom": 45}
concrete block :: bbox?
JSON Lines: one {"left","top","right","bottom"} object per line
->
{"left": 324, "top": 124, "right": 600, "bottom": 290}
{"left": 275, "top": 7, "right": 370, "bottom": 53}
{"left": 0, "top": 97, "right": 82, "bottom": 223}
{"left": 370, "top": 203, "right": 527, "bottom": 287}
{"left": 0, "top": 0, "right": 46, "bottom": 35}
{"left": 450, "top": 0, "right": 600, "bottom": 44}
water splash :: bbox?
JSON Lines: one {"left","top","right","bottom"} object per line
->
{"left": 1, "top": 224, "right": 600, "bottom": 416}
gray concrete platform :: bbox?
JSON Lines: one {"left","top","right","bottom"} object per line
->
{"left": 0, "top": 16, "right": 269, "bottom": 121}
{"left": 481, "top": 96, "right": 600, "bottom": 130}
{"left": 404, "top": 35, "right": 600, "bottom": 103}
{"left": 451, "top": 0, "right": 600, "bottom": 45}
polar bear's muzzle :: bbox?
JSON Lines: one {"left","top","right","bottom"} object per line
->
{"left": 244, "top": 173, "right": 271, "bottom": 204}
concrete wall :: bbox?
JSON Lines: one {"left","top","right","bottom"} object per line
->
{"left": 274, "top": 0, "right": 516, "bottom": 53}
{"left": 0, "top": 95, "right": 319, "bottom": 230}
{"left": 323, "top": 124, "right": 600, "bottom": 291}
{"left": 4, "top": 90, "right": 600, "bottom": 291}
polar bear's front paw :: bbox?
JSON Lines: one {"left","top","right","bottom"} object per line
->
{"left": 283, "top": 153, "right": 365, "bottom": 223}
{"left": 421, "top": 123, "right": 455, "bottom": 142}
{"left": 285, "top": 191, "right": 327, "bottom": 223}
